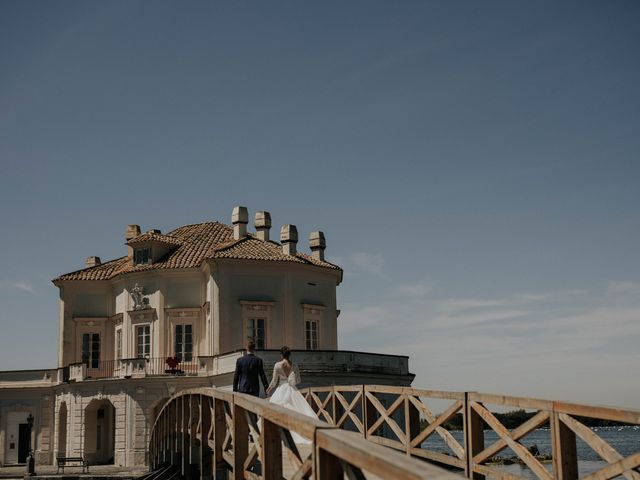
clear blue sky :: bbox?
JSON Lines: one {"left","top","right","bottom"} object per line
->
{"left": 1, "top": 1, "right": 638, "bottom": 407}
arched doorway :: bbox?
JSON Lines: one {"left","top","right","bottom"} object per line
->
{"left": 84, "top": 399, "right": 115, "bottom": 465}
{"left": 152, "top": 397, "right": 170, "bottom": 424}
{"left": 57, "top": 402, "right": 67, "bottom": 457}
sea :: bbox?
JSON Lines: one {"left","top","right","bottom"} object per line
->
{"left": 421, "top": 425, "right": 640, "bottom": 479}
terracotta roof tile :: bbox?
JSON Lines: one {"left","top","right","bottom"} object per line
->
{"left": 54, "top": 221, "right": 341, "bottom": 281}
{"left": 211, "top": 237, "right": 341, "bottom": 271}
{"left": 126, "top": 231, "right": 183, "bottom": 246}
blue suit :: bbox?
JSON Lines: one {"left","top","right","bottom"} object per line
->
{"left": 233, "top": 352, "right": 268, "bottom": 397}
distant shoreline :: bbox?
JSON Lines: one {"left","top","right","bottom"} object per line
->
{"left": 422, "top": 409, "right": 637, "bottom": 431}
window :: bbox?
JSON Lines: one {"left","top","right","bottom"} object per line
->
{"left": 240, "top": 301, "right": 273, "bottom": 350}
{"left": 247, "top": 318, "right": 265, "bottom": 350}
{"left": 134, "top": 248, "right": 151, "bottom": 265}
{"left": 305, "top": 320, "right": 319, "bottom": 350}
{"left": 115, "top": 328, "right": 122, "bottom": 360}
{"left": 136, "top": 325, "right": 150, "bottom": 358}
{"left": 302, "top": 304, "right": 325, "bottom": 350}
{"left": 82, "top": 333, "right": 100, "bottom": 368}
{"left": 174, "top": 324, "right": 193, "bottom": 362}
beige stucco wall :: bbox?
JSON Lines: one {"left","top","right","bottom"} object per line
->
{"left": 0, "top": 386, "right": 54, "bottom": 466}
{"left": 57, "top": 259, "right": 340, "bottom": 368}
{"left": 214, "top": 259, "right": 340, "bottom": 353}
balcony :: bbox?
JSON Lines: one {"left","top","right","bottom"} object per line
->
{"left": 67, "top": 357, "right": 200, "bottom": 381}
{"left": 55, "top": 349, "right": 413, "bottom": 386}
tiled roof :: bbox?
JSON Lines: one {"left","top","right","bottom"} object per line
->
{"left": 54, "top": 221, "right": 341, "bottom": 281}
{"left": 210, "top": 237, "right": 342, "bottom": 270}
{"left": 126, "top": 231, "right": 182, "bottom": 246}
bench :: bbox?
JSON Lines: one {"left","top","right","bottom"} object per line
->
{"left": 56, "top": 455, "right": 88, "bottom": 474}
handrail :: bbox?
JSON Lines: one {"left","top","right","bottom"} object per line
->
{"left": 148, "top": 387, "right": 462, "bottom": 480}
{"left": 300, "top": 385, "right": 640, "bottom": 480}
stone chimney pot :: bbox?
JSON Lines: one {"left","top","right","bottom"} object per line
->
{"left": 126, "top": 224, "right": 141, "bottom": 241}
{"left": 309, "top": 231, "right": 326, "bottom": 261}
{"left": 280, "top": 224, "right": 298, "bottom": 255}
{"left": 85, "top": 256, "right": 102, "bottom": 268}
{"left": 232, "top": 206, "right": 249, "bottom": 239}
{"left": 255, "top": 211, "right": 272, "bottom": 241}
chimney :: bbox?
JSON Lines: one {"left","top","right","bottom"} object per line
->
{"left": 280, "top": 225, "right": 298, "bottom": 255}
{"left": 85, "top": 256, "right": 102, "bottom": 268}
{"left": 126, "top": 224, "right": 141, "bottom": 258}
{"left": 309, "top": 231, "right": 326, "bottom": 261}
{"left": 126, "top": 224, "right": 141, "bottom": 241}
{"left": 232, "top": 206, "right": 248, "bottom": 239}
{"left": 255, "top": 211, "right": 272, "bottom": 241}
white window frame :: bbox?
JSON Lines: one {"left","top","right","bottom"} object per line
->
{"left": 135, "top": 324, "right": 151, "bottom": 358}
{"left": 305, "top": 319, "right": 319, "bottom": 350}
{"left": 302, "top": 304, "right": 325, "bottom": 351}
{"left": 246, "top": 317, "right": 266, "bottom": 350}
{"left": 74, "top": 317, "right": 107, "bottom": 366}
{"left": 165, "top": 308, "right": 201, "bottom": 362}
{"left": 115, "top": 327, "right": 123, "bottom": 360}
{"left": 128, "top": 308, "right": 155, "bottom": 360}
{"left": 82, "top": 332, "right": 101, "bottom": 368}
{"left": 174, "top": 323, "right": 194, "bottom": 362}
{"left": 240, "top": 301, "right": 274, "bottom": 350}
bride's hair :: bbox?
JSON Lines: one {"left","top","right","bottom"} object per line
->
{"left": 280, "top": 346, "right": 291, "bottom": 360}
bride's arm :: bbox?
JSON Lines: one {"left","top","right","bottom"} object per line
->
{"left": 288, "top": 364, "right": 301, "bottom": 386}
{"left": 266, "top": 363, "right": 279, "bottom": 395}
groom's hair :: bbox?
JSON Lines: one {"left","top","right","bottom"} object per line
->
{"left": 246, "top": 340, "right": 256, "bottom": 352}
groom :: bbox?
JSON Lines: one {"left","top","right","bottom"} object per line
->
{"left": 233, "top": 340, "right": 269, "bottom": 397}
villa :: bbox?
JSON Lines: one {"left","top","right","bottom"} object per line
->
{"left": 0, "top": 206, "right": 413, "bottom": 467}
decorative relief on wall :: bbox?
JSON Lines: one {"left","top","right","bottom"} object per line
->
{"left": 302, "top": 303, "right": 326, "bottom": 315}
{"left": 131, "top": 283, "right": 149, "bottom": 310}
{"left": 165, "top": 307, "right": 199, "bottom": 318}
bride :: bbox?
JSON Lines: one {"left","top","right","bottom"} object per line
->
{"left": 266, "top": 346, "right": 317, "bottom": 441}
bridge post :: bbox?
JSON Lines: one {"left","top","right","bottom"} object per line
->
{"left": 317, "top": 447, "right": 343, "bottom": 479}
{"left": 404, "top": 394, "right": 421, "bottom": 455}
{"left": 465, "top": 393, "right": 485, "bottom": 480}
{"left": 551, "top": 409, "right": 578, "bottom": 480}
{"left": 189, "top": 395, "right": 200, "bottom": 479}
{"left": 213, "top": 399, "right": 228, "bottom": 479}
{"left": 162, "top": 404, "right": 171, "bottom": 463}
{"left": 184, "top": 396, "right": 189, "bottom": 477}
{"left": 181, "top": 396, "right": 188, "bottom": 476}
{"left": 329, "top": 385, "right": 343, "bottom": 425}
{"left": 364, "top": 386, "right": 376, "bottom": 439}
{"left": 232, "top": 403, "right": 249, "bottom": 480}
{"left": 172, "top": 399, "right": 181, "bottom": 468}
{"left": 333, "top": 388, "right": 344, "bottom": 428}
{"left": 200, "top": 396, "right": 213, "bottom": 480}
{"left": 262, "top": 418, "right": 282, "bottom": 479}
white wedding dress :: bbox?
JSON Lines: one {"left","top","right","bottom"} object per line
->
{"left": 268, "top": 360, "right": 317, "bottom": 443}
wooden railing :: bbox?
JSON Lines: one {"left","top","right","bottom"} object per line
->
{"left": 300, "top": 385, "right": 640, "bottom": 480}
{"left": 148, "top": 387, "right": 460, "bottom": 480}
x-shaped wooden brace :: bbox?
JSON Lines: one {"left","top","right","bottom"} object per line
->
{"left": 559, "top": 414, "right": 640, "bottom": 480}
{"left": 335, "top": 390, "right": 364, "bottom": 434}
{"left": 310, "top": 391, "right": 334, "bottom": 424}
{"left": 281, "top": 428, "right": 313, "bottom": 480}
{"left": 243, "top": 411, "right": 262, "bottom": 475}
{"left": 409, "top": 398, "right": 465, "bottom": 459}
{"left": 471, "top": 402, "right": 552, "bottom": 480}
{"left": 365, "top": 392, "right": 406, "bottom": 443}
{"left": 221, "top": 402, "right": 234, "bottom": 467}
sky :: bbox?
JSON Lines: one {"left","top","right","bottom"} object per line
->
{"left": 0, "top": 1, "right": 638, "bottom": 408}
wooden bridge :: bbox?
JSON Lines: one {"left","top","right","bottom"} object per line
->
{"left": 149, "top": 385, "right": 640, "bottom": 480}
